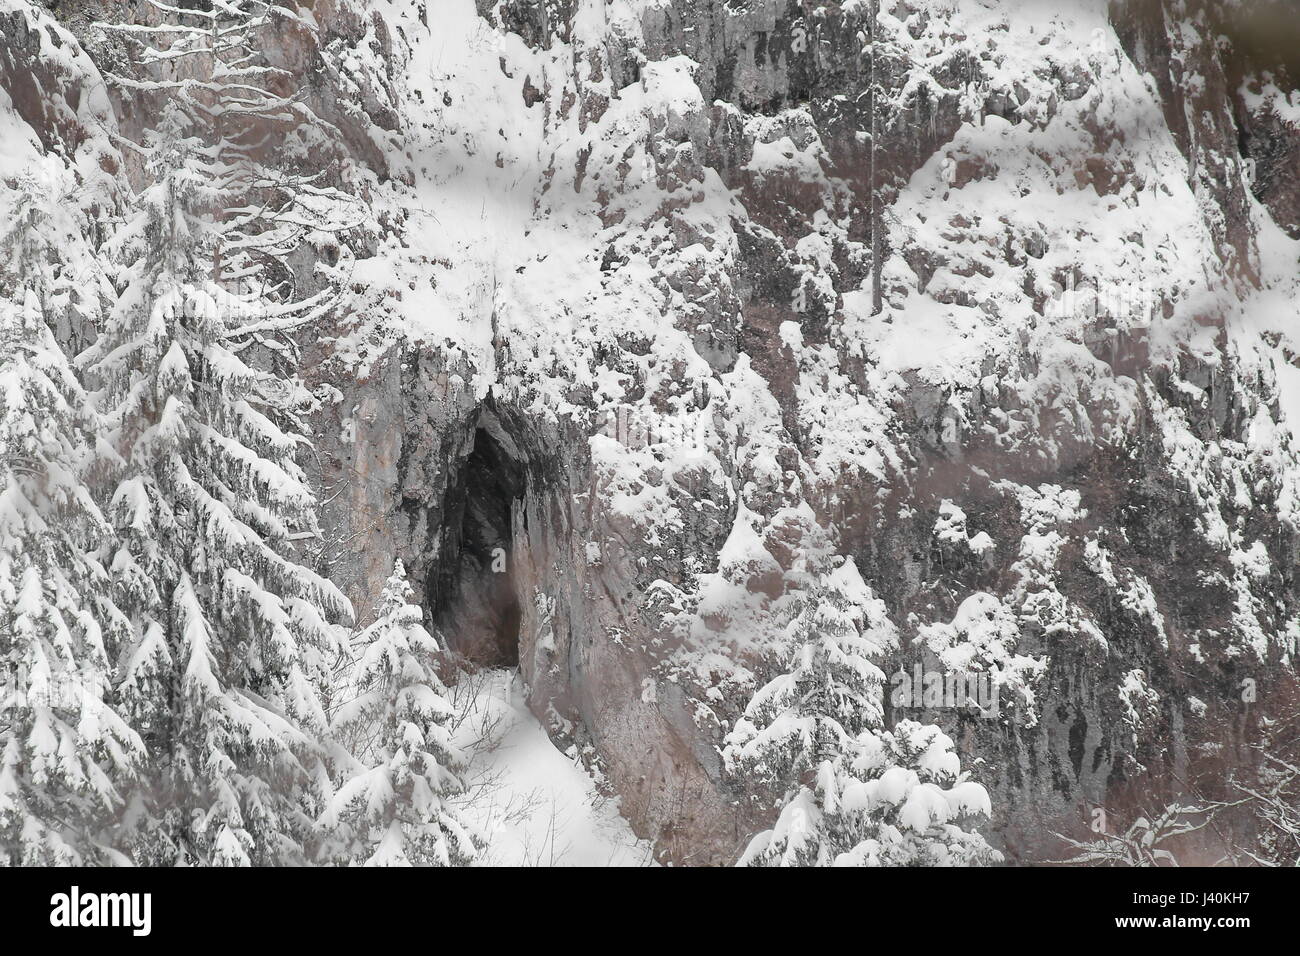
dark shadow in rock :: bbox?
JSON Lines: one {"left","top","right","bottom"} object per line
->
{"left": 430, "top": 423, "right": 525, "bottom": 667}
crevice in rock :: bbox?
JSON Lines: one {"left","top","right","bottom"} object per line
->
{"left": 429, "top": 411, "right": 527, "bottom": 668}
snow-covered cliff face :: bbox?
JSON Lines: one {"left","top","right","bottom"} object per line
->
{"left": 14, "top": 0, "right": 1300, "bottom": 864}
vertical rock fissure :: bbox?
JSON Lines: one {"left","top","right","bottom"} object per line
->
{"left": 429, "top": 420, "right": 526, "bottom": 667}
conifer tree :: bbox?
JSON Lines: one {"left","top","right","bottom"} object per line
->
{"left": 0, "top": 291, "right": 142, "bottom": 865}
{"left": 85, "top": 5, "right": 354, "bottom": 864}
{"left": 725, "top": 557, "right": 893, "bottom": 790}
{"left": 320, "top": 561, "right": 478, "bottom": 867}
{"left": 726, "top": 557, "right": 1000, "bottom": 866}
{"left": 106, "top": 0, "right": 361, "bottom": 356}
{"left": 743, "top": 719, "right": 1002, "bottom": 867}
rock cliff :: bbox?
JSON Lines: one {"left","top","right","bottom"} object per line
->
{"left": 15, "top": 0, "right": 1300, "bottom": 864}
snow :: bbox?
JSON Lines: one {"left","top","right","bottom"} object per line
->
{"left": 3, "top": 0, "right": 1299, "bottom": 867}
{"left": 1240, "top": 75, "right": 1300, "bottom": 129}
{"left": 0, "top": 87, "right": 41, "bottom": 181}
{"left": 746, "top": 135, "right": 825, "bottom": 182}
{"left": 1277, "top": 358, "right": 1300, "bottom": 436}
{"left": 451, "top": 670, "right": 655, "bottom": 867}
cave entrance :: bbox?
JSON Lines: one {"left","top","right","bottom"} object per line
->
{"left": 431, "top": 421, "right": 526, "bottom": 667}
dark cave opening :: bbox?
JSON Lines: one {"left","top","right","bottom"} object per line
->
{"left": 430, "top": 424, "right": 526, "bottom": 668}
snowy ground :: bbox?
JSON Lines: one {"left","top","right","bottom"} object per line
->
{"left": 449, "top": 669, "right": 656, "bottom": 867}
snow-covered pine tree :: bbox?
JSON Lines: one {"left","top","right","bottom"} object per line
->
{"left": 725, "top": 556, "right": 1000, "bottom": 866}
{"left": 827, "top": 720, "right": 1002, "bottom": 867}
{"left": 725, "top": 557, "right": 892, "bottom": 796}
{"left": 724, "top": 556, "right": 890, "bottom": 865}
{"left": 320, "top": 561, "right": 477, "bottom": 866}
{"left": 84, "top": 11, "right": 352, "bottom": 863}
{"left": 105, "top": 0, "right": 361, "bottom": 364}
{"left": 0, "top": 290, "right": 143, "bottom": 865}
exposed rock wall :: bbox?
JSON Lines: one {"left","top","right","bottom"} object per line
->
{"left": 23, "top": 0, "right": 1300, "bottom": 864}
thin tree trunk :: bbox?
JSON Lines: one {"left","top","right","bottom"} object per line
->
{"left": 870, "top": 0, "right": 883, "bottom": 315}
